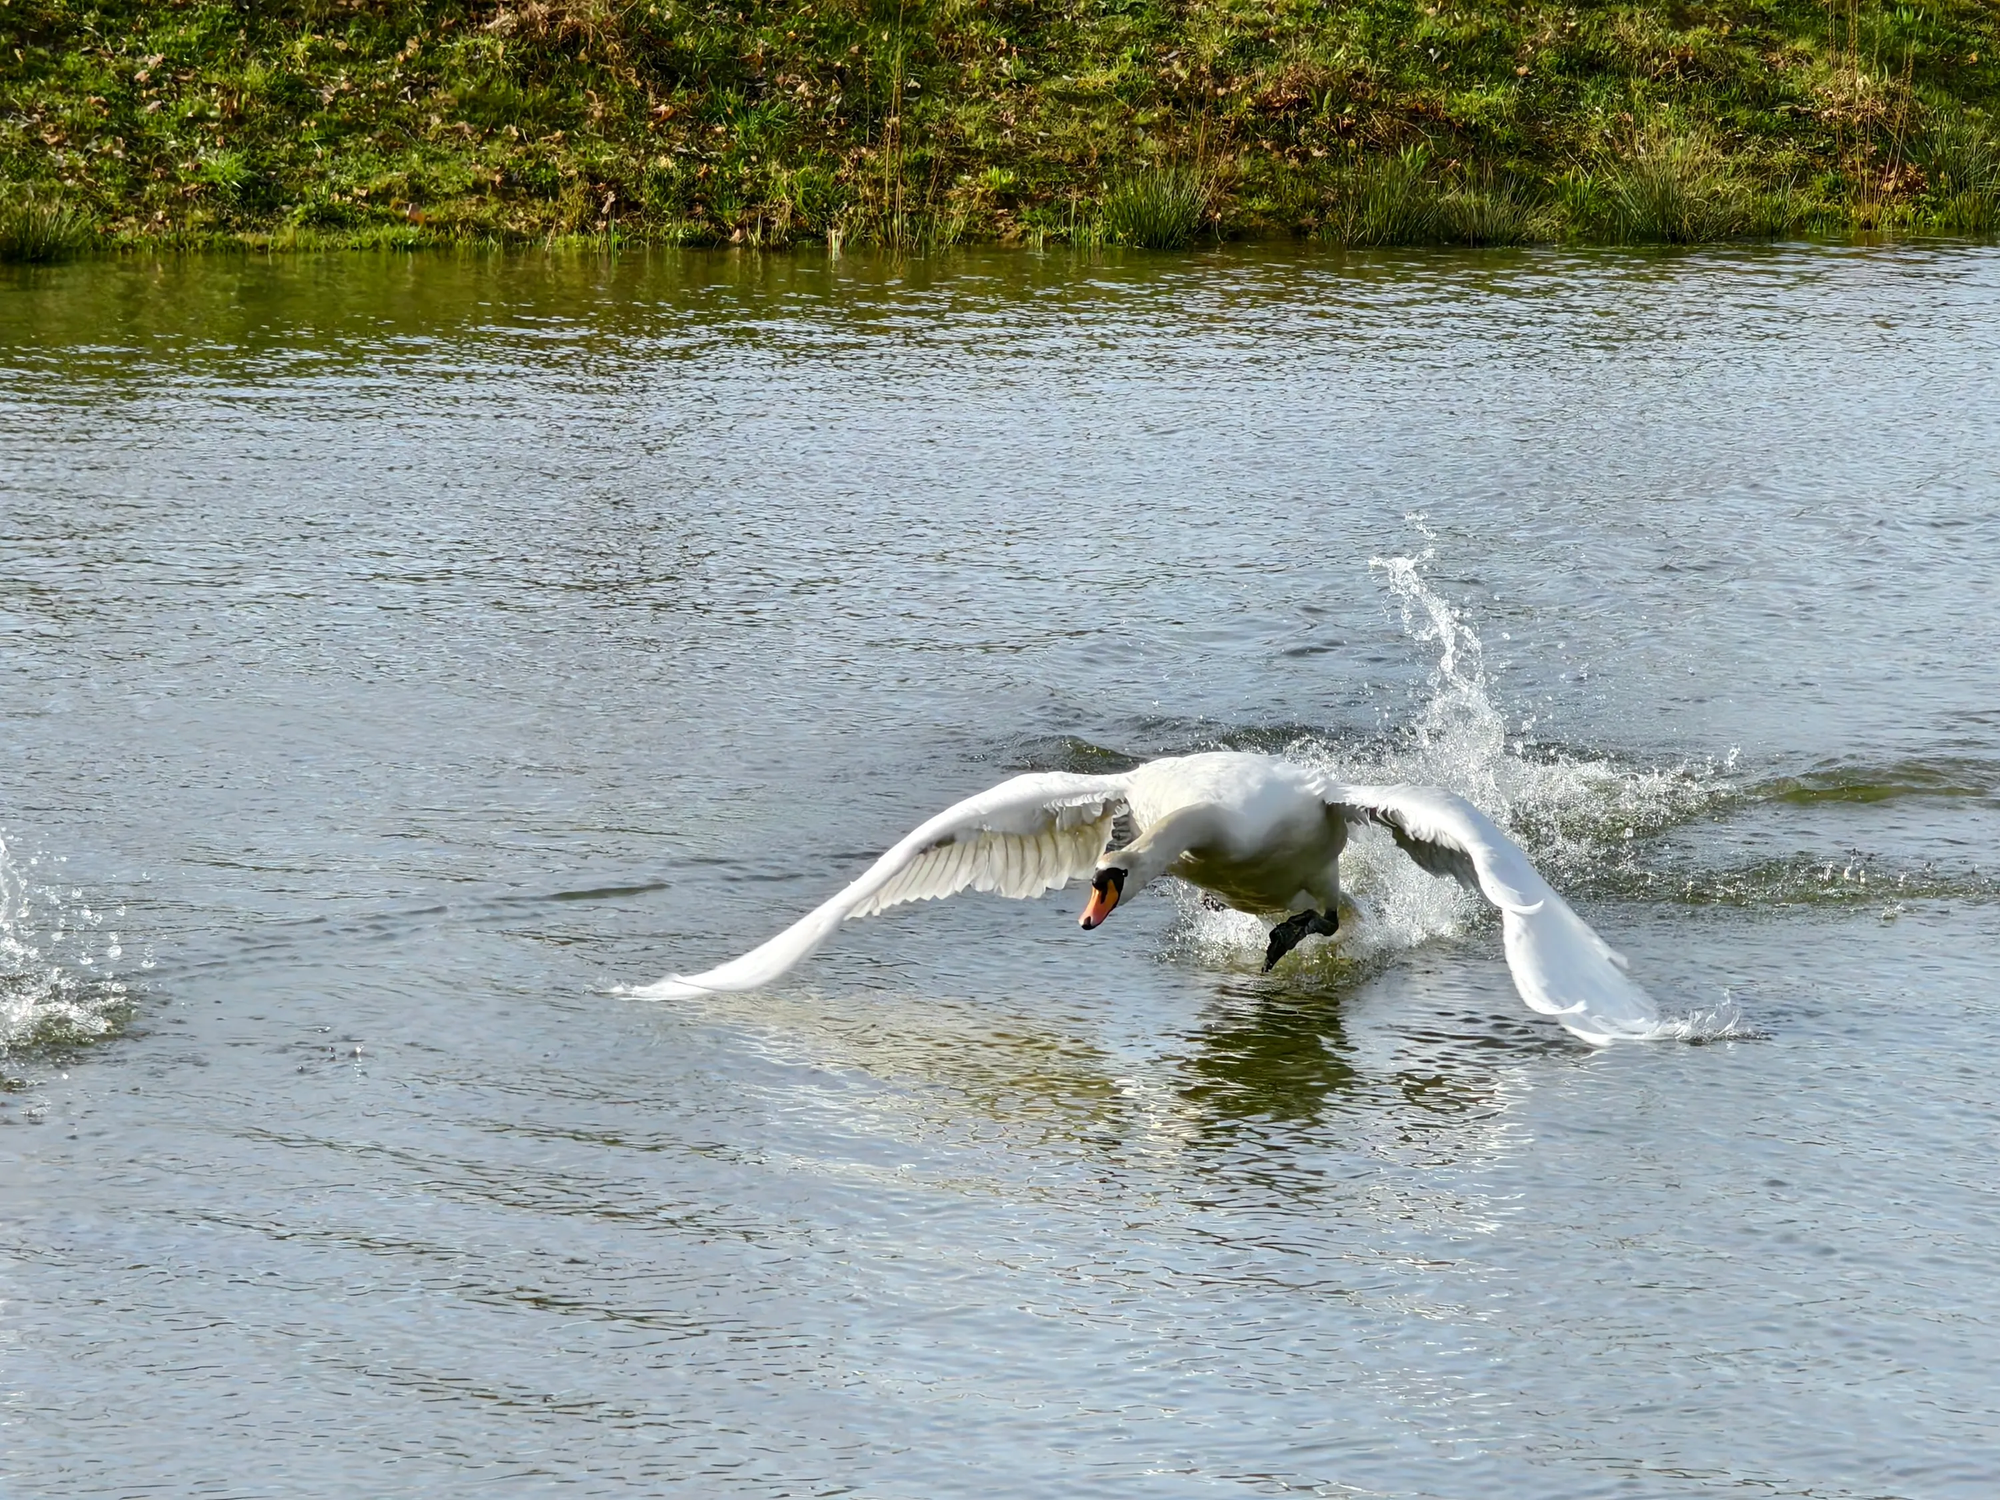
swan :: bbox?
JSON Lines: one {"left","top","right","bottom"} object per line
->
{"left": 629, "top": 751, "right": 1659, "bottom": 1046}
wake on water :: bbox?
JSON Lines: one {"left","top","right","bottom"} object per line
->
{"left": 1165, "top": 544, "right": 1746, "bottom": 1042}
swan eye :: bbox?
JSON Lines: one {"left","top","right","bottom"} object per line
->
{"left": 1092, "top": 867, "right": 1126, "bottom": 896}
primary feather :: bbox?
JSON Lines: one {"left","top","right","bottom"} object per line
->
{"left": 1308, "top": 777, "right": 1656, "bottom": 1043}
{"left": 628, "top": 772, "right": 1128, "bottom": 1001}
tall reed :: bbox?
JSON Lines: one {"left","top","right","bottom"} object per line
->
{"left": 1437, "top": 171, "right": 1538, "bottom": 246}
{"left": 1321, "top": 147, "right": 1439, "bottom": 247}
{"left": 1912, "top": 108, "right": 2000, "bottom": 233}
{"left": 0, "top": 193, "right": 89, "bottom": 263}
{"left": 1100, "top": 163, "right": 1212, "bottom": 249}
{"left": 1603, "top": 126, "right": 1751, "bottom": 242}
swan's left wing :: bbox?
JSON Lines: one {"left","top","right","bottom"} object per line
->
{"left": 624, "top": 772, "right": 1132, "bottom": 1000}
{"left": 1308, "top": 778, "right": 1659, "bottom": 1046}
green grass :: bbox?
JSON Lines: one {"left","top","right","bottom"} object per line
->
{"left": 0, "top": 189, "right": 89, "bottom": 261}
{"left": 1602, "top": 124, "right": 1752, "bottom": 243}
{"left": 1438, "top": 170, "right": 1538, "bottom": 246}
{"left": 1322, "top": 146, "right": 1440, "bottom": 247}
{"left": 3, "top": 0, "right": 2000, "bottom": 251}
{"left": 1101, "top": 162, "right": 1212, "bottom": 248}
{"left": 1910, "top": 104, "right": 2000, "bottom": 230}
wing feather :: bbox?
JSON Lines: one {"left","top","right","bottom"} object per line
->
{"left": 935, "top": 841, "right": 965, "bottom": 897}
{"left": 1309, "top": 777, "right": 1658, "bottom": 1046}
{"left": 1042, "top": 829, "right": 1069, "bottom": 890}
{"left": 626, "top": 772, "right": 1130, "bottom": 1000}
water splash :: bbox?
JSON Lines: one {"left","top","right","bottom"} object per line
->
{"left": 0, "top": 832, "right": 133, "bottom": 1057}
{"left": 1638, "top": 992, "right": 1750, "bottom": 1043}
{"left": 1166, "top": 540, "right": 1735, "bottom": 1021}
{"left": 1346, "top": 540, "right": 1732, "bottom": 883}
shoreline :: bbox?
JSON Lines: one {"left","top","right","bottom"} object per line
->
{"left": 7, "top": 0, "right": 1999, "bottom": 262}
{"left": 7, "top": 227, "right": 1997, "bottom": 261}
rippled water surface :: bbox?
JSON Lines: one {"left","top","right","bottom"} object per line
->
{"left": 5, "top": 243, "right": 2000, "bottom": 1497}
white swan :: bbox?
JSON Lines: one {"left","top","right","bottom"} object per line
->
{"left": 630, "top": 751, "right": 1659, "bottom": 1046}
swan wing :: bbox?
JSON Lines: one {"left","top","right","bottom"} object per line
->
{"left": 1310, "top": 779, "right": 1659, "bottom": 1046}
{"left": 626, "top": 772, "right": 1132, "bottom": 1000}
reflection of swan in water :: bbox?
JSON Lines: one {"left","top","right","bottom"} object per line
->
{"left": 1183, "top": 987, "right": 1362, "bottom": 1125}
{"left": 629, "top": 751, "right": 1659, "bottom": 1047}
{"left": 1182, "top": 980, "right": 1532, "bottom": 1133}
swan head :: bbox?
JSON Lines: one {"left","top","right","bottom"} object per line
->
{"left": 1078, "top": 866, "right": 1126, "bottom": 929}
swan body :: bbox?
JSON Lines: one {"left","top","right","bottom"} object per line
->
{"left": 1122, "top": 754, "right": 1346, "bottom": 915}
{"left": 629, "top": 751, "right": 1659, "bottom": 1046}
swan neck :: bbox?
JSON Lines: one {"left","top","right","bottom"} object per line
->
{"left": 1116, "top": 806, "right": 1213, "bottom": 885}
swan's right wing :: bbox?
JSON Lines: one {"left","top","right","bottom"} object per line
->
{"left": 1310, "top": 779, "right": 1659, "bottom": 1046}
{"left": 624, "top": 772, "right": 1132, "bottom": 1000}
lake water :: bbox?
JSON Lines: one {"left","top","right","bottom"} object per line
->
{"left": 4, "top": 242, "right": 2000, "bottom": 1497}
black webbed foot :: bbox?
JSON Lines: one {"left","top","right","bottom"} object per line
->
{"left": 1263, "top": 908, "right": 1340, "bottom": 971}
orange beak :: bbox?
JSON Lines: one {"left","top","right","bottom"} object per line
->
{"left": 1079, "top": 879, "right": 1120, "bottom": 929}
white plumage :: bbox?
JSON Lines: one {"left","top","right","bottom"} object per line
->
{"left": 850, "top": 788, "right": 1117, "bottom": 915}
{"left": 628, "top": 751, "right": 1659, "bottom": 1046}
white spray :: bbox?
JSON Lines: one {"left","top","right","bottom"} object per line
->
{"left": 1167, "top": 538, "right": 1738, "bottom": 1039}
{"left": 0, "top": 832, "right": 131, "bottom": 1055}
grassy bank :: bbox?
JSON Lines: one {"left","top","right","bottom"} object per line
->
{"left": 3, "top": 0, "right": 1999, "bottom": 256}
